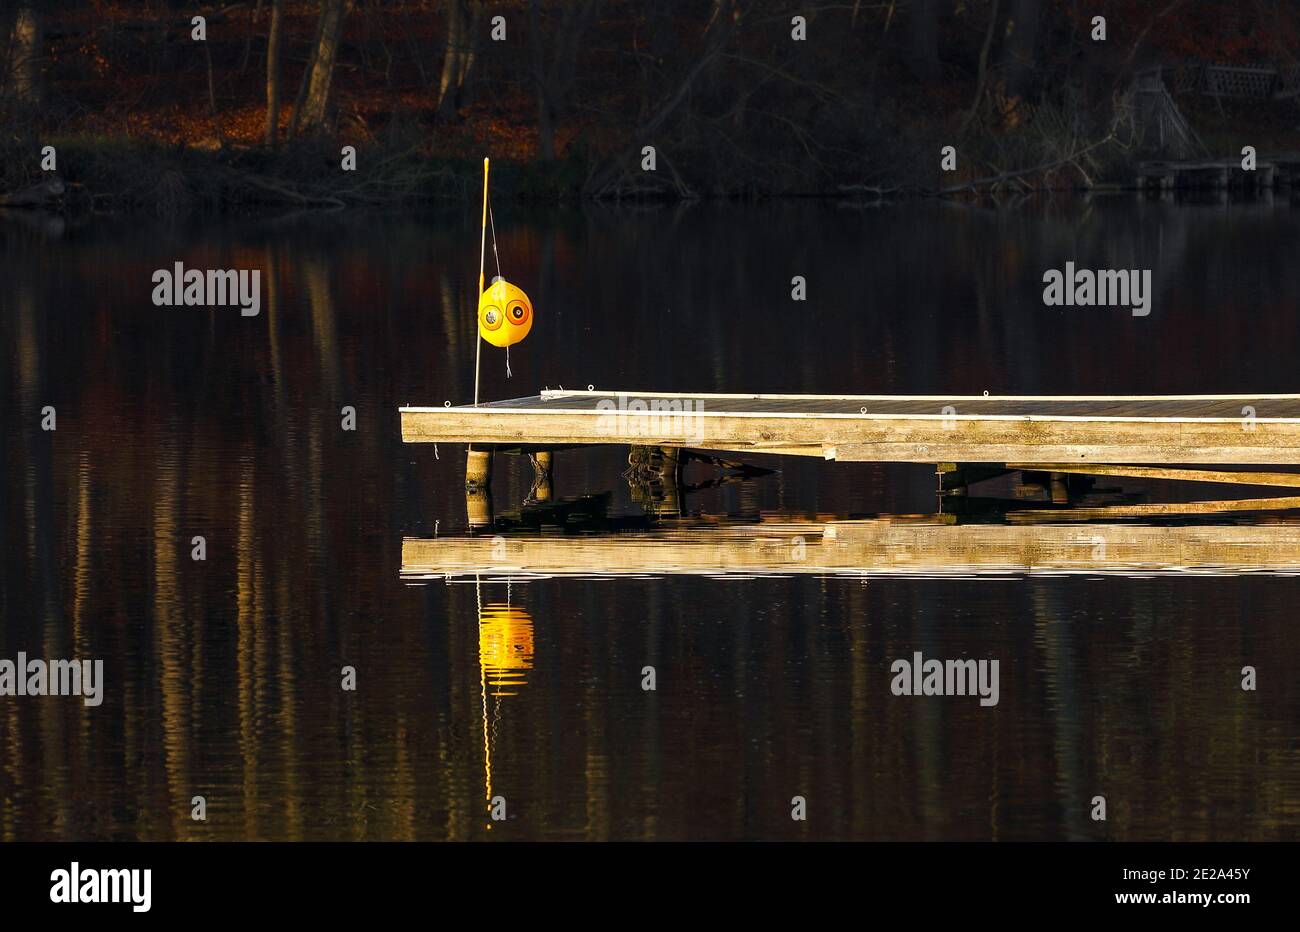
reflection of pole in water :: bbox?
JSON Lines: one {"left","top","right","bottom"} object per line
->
{"left": 477, "top": 578, "right": 491, "bottom": 826}
{"left": 476, "top": 579, "right": 534, "bottom": 828}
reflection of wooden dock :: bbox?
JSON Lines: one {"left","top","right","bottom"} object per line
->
{"left": 401, "top": 390, "right": 1300, "bottom": 465}
{"left": 401, "top": 516, "right": 1300, "bottom": 580}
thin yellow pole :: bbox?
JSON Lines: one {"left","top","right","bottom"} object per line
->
{"left": 474, "top": 158, "right": 489, "bottom": 407}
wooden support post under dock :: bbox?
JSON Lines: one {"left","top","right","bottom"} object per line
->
{"left": 465, "top": 449, "right": 494, "bottom": 528}
{"left": 528, "top": 451, "right": 553, "bottom": 503}
{"left": 627, "top": 445, "right": 683, "bottom": 516}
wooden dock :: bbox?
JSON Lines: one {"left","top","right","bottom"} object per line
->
{"left": 401, "top": 516, "right": 1300, "bottom": 580}
{"left": 1135, "top": 156, "right": 1300, "bottom": 191}
{"left": 400, "top": 390, "right": 1300, "bottom": 466}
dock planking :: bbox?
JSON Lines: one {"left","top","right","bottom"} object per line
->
{"left": 400, "top": 390, "right": 1300, "bottom": 465}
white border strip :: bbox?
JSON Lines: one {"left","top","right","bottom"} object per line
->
{"left": 400, "top": 406, "right": 1300, "bottom": 424}
{"left": 539, "top": 389, "right": 1300, "bottom": 402}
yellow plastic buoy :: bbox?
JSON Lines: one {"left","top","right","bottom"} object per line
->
{"left": 478, "top": 275, "right": 533, "bottom": 347}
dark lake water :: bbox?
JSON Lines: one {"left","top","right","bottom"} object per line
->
{"left": 2, "top": 196, "right": 1298, "bottom": 840}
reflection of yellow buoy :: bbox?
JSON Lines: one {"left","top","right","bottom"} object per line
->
{"left": 477, "top": 276, "right": 533, "bottom": 347}
{"left": 478, "top": 604, "right": 534, "bottom": 696}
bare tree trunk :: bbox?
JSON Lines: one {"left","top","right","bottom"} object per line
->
{"left": 456, "top": 1, "right": 482, "bottom": 109}
{"left": 11, "top": 3, "right": 44, "bottom": 106}
{"left": 529, "top": 0, "right": 600, "bottom": 161}
{"left": 435, "top": 0, "right": 465, "bottom": 120}
{"left": 1002, "top": 0, "right": 1040, "bottom": 98}
{"left": 0, "top": 9, "right": 12, "bottom": 99}
{"left": 242, "top": 0, "right": 265, "bottom": 73}
{"left": 529, "top": 0, "right": 556, "bottom": 160}
{"left": 265, "top": 0, "right": 284, "bottom": 144}
{"left": 642, "top": 1, "right": 674, "bottom": 120}
{"left": 203, "top": 38, "right": 227, "bottom": 146}
{"left": 907, "top": 0, "right": 940, "bottom": 83}
{"left": 585, "top": 0, "right": 741, "bottom": 196}
{"left": 290, "top": 6, "right": 326, "bottom": 137}
{"left": 294, "top": 0, "right": 351, "bottom": 135}
{"left": 959, "top": 0, "right": 1001, "bottom": 137}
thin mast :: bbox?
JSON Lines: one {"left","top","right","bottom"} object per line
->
{"left": 474, "top": 157, "right": 489, "bottom": 407}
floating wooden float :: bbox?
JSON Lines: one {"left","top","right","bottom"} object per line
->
{"left": 401, "top": 515, "right": 1300, "bottom": 580}
{"left": 400, "top": 390, "right": 1300, "bottom": 466}
{"left": 1132, "top": 152, "right": 1300, "bottom": 190}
